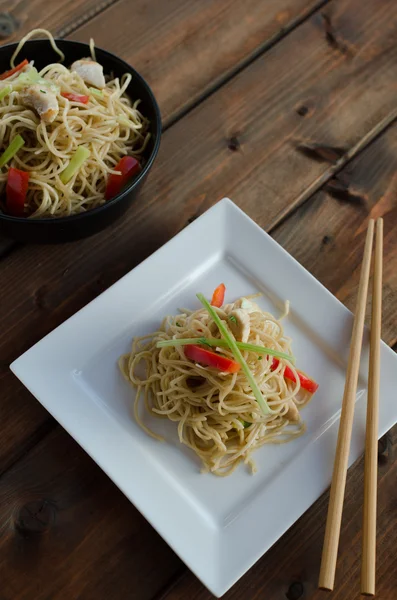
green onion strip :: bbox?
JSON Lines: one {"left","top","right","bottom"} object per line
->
{"left": 196, "top": 293, "right": 273, "bottom": 415}
{"left": 156, "top": 337, "right": 294, "bottom": 363}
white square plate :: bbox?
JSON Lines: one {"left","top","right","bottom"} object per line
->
{"left": 11, "top": 199, "right": 397, "bottom": 597}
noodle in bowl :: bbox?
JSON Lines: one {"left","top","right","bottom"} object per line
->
{"left": 0, "top": 64, "right": 149, "bottom": 218}
{"left": 0, "top": 32, "right": 161, "bottom": 242}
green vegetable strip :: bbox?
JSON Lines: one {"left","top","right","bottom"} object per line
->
{"left": 214, "top": 339, "right": 294, "bottom": 363}
{"left": 156, "top": 337, "right": 294, "bottom": 363}
{"left": 0, "top": 86, "right": 11, "bottom": 101}
{"left": 12, "top": 68, "right": 41, "bottom": 90}
{"left": 60, "top": 146, "right": 90, "bottom": 184}
{"left": 197, "top": 293, "right": 272, "bottom": 415}
{"left": 89, "top": 87, "right": 103, "bottom": 97}
{"left": 0, "top": 134, "right": 25, "bottom": 168}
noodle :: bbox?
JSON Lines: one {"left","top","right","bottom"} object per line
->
{"left": 10, "top": 29, "right": 65, "bottom": 67}
{"left": 89, "top": 38, "right": 97, "bottom": 62}
{"left": 0, "top": 29, "right": 150, "bottom": 218}
{"left": 119, "top": 294, "right": 316, "bottom": 476}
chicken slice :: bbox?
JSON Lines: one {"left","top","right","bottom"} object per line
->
{"left": 228, "top": 308, "right": 250, "bottom": 343}
{"left": 71, "top": 59, "right": 106, "bottom": 89}
{"left": 20, "top": 85, "right": 59, "bottom": 123}
{"left": 233, "top": 297, "right": 261, "bottom": 314}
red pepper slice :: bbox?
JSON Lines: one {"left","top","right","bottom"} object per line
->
{"left": 211, "top": 283, "right": 226, "bottom": 307}
{"left": 61, "top": 92, "right": 89, "bottom": 104}
{"left": 105, "top": 156, "right": 141, "bottom": 200}
{"left": 184, "top": 344, "right": 241, "bottom": 373}
{"left": 271, "top": 358, "right": 319, "bottom": 394}
{"left": 6, "top": 167, "right": 30, "bottom": 217}
{"left": 0, "top": 59, "right": 29, "bottom": 81}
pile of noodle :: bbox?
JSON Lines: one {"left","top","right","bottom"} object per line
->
{"left": 119, "top": 296, "right": 314, "bottom": 476}
{"left": 0, "top": 29, "right": 150, "bottom": 218}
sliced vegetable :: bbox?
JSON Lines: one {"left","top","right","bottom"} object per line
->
{"left": 184, "top": 344, "right": 240, "bottom": 373}
{"left": 12, "top": 68, "right": 59, "bottom": 95}
{"left": 89, "top": 87, "right": 103, "bottom": 97}
{"left": 271, "top": 358, "right": 319, "bottom": 394}
{"left": 156, "top": 336, "right": 294, "bottom": 363}
{"left": 197, "top": 293, "right": 272, "bottom": 415}
{"left": 61, "top": 92, "right": 89, "bottom": 104}
{"left": 241, "top": 420, "right": 251, "bottom": 428}
{"left": 60, "top": 146, "right": 90, "bottom": 184}
{"left": 0, "top": 59, "right": 28, "bottom": 81}
{"left": 0, "top": 134, "right": 25, "bottom": 168}
{"left": 105, "top": 156, "right": 140, "bottom": 200}
{"left": 6, "top": 167, "right": 30, "bottom": 217}
{"left": 0, "top": 85, "right": 11, "bottom": 101}
{"left": 13, "top": 66, "right": 41, "bottom": 89}
{"left": 211, "top": 283, "right": 225, "bottom": 307}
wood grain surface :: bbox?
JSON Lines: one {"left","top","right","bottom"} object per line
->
{"left": 1, "top": 0, "right": 397, "bottom": 599}
{"left": 2, "top": 0, "right": 397, "bottom": 473}
{"left": 273, "top": 121, "right": 397, "bottom": 346}
{"left": 69, "top": 0, "right": 325, "bottom": 124}
{"left": 0, "top": 0, "right": 116, "bottom": 42}
{"left": 0, "top": 427, "right": 182, "bottom": 600}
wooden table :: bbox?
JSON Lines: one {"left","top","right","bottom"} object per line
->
{"left": 0, "top": 1, "right": 396, "bottom": 598}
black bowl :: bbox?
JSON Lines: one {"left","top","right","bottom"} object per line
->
{"left": 0, "top": 39, "right": 161, "bottom": 243}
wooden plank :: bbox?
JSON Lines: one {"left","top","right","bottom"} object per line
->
{"left": 272, "top": 121, "right": 397, "bottom": 346}
{"left": 0, "top": 426, "right": 182, "bottom": 600}
{"left": 69, "top": 0, "right": 325, "bottom": 125}
{"left": 2, "top": 0, "right": 397, "bottom": 478}
{"left": 0, "top": 0, "right": 116, "bottom": 43}
{"left": 160, "top": 426, "right": 397, "bottom": 599}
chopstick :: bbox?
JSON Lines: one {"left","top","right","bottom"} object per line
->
{"left": 319, "top": 219, "right": 375, "bottom": 591}
{"left": 361, "top": 218, "right": 383, "bottom": 596}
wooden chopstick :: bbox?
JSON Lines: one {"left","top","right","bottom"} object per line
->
{"left": 319, "top": 219, "right": 375, "bottom": 591}
{"left": 361, "top": 218, "right": 383, "bottom": 596}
